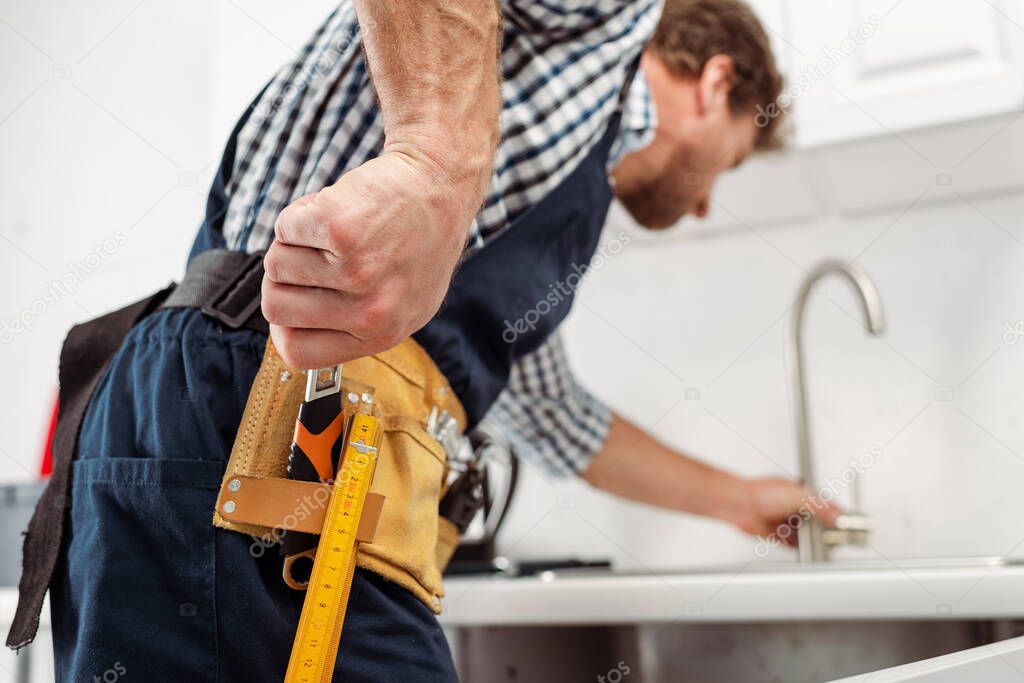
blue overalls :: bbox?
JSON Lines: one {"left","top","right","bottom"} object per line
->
{"left": 46, "top": 100, "right": 622, "bottom": 681}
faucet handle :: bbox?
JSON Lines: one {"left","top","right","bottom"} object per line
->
{"left": 821, "top": 513, "right": 870, "bottom": 548}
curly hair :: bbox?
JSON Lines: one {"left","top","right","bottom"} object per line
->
{"left": 649, "top": 0, "right": 785, "bottom": 150}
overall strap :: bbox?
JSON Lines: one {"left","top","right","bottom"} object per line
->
{"left": 163, "top": 249, "right": 268, "bottom": 333}
{"left": 412, "top": 54, "right": 643, "bottom": 429}
{"left": 7, "top": 285, "right": 175, "bottom": 650}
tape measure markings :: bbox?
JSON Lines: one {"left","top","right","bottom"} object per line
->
{"left": 285, "top": 412, "right": 379, "bottom": 682}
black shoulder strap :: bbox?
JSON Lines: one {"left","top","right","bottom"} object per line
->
{"left": 6, "top": 285, "right": 175, "bottom": 650}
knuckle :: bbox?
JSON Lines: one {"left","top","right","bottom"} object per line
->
{"left": 321, "top": 247, "right": 342, "bottom": 271}
{"left": 271, "top": 327, "right": 297, "bottom": 364}
{"left": 262, "top": 248, "right": 282, "bottom": 283}
{"left": 318, "top": 197, "right": 349, "bottom": 252}
{"left": 344, "top": 260, "right": 380, "bottom": 294}
{"left": 275, "top": 330, "right": 312, "bottom": 370}
{"left": 260, "top": 280, "right": 284, "bottom": 323}
{"left": 323, "top": 219, "right": 350, "bottom": 255}
{"left": 345, "top": 269, "right": 369, "bottom": 295}
{"left": 357, "top": 295, "right": 396, "bottom": 338}
{"left": 274, "top": 205, "right": 298, "bottom": 244}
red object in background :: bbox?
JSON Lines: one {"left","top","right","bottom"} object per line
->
{"left": 40, "top": 394, "right": 58, "bottom": 478}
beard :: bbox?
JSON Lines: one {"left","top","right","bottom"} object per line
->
{"left": 615, "top": 171, "right": 695, "bottom": 229}
{"left": 612, "top": 144, "right": 701, "bottom": 229}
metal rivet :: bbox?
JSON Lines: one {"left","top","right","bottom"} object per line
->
{"left": 347, "top": 392, "right": 359, "bottom": 404}
{"left": 228, "top": 478, "right": 241, "bottom": 492}
{"left": 280, "top": 370, "right": 292, "bottom": 382}
{"left": 361, "top": 392, "right": 373, "bottom": 404}
{"left": 223, "top": 500, "right": 236, "bottom": 514}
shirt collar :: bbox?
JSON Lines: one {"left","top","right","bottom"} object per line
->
{"left": 609, "top": 67, "right": 657, "bottom": 168}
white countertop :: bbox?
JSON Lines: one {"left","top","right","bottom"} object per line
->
{"left": 5, "top": 559, "right": 1023, "bottom": 631}
{"left": 438, "top": 559, "right": 1024, "bottom": 627}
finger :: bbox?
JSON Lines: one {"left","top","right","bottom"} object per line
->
{"left": 263, "top": 240, "right": 343, "bottom": 291}
{"left": 273, "top": 193, "right": 335, "bottom": 251}
{"left": 810, "top": 497, "right": 844, "bottom": 528}
{"left": 261, "top": 278, "right": 374, "bottom": 336}
{"left": 762, "top": 519, "right": 797, "bottom": 547}
{"left": 793, "top": 483, "right": 845, "bottom": 527}
{"left": 270, "top": 324, "right": 371, "bottom": 370}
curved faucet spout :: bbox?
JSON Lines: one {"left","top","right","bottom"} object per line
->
{"left": 788, "top": 260, "right": 885, "bottom": 563}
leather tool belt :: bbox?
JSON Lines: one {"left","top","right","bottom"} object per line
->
{"left": 179, "top": 250, "right": 468, "bottom": 611}
{"left": 218, "top": 336, "right": 467, "bottom": 611}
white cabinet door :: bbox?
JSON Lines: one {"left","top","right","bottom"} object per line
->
{"left": 782, "top": 0, "right": 1024, "bottom": 147}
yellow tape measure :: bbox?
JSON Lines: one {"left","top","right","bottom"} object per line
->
{"left": 285, "top": 412, "right": 380, "bottom": 682}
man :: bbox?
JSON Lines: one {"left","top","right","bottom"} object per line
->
{"left": 486, "top": 0, "right": 837, "bottom": 543}
{"left": 8, "top": 1, "right": 834, "bottom": 681}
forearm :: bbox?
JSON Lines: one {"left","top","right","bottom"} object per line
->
{"left": 581, "top": 413, "right": 750, "bottom": 526}
{"left": 354, "top": 0, "right": 500, "bottom": 201}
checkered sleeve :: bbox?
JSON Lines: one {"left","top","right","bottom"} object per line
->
{"left": 222, "top": 0, "right": 661, "bottom": 252}
{"left": 480, "top": 333, "right": 612, "bottom": 477}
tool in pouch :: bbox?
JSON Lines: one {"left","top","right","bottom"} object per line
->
{"left": 429, "top": 407, "right": 486, "bottom": 534}
{"left": 284, "top": 366, "right": 384, "bottom": 682}
{"left": 281, "top": 365, "right": 347, "bottom": 585}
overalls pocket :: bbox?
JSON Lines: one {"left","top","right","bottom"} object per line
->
{"left": 52, "top": 457, "right": 224, "bottom": 683}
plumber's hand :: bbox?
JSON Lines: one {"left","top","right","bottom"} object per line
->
{"left": 728, "top": 477, "right": 843, "bottom": 545}
{"left": 262, "top": 151, "right": 482, "bottom": 369}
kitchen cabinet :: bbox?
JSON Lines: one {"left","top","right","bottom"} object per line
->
{"left": 779, "top": 0, "right": 1024, "bottom": 148}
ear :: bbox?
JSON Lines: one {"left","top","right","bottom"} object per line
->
{"left": 696, "top": 54, "right": 735, "bottom": 117}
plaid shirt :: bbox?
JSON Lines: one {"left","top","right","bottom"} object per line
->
{"left": 221, "top": 1, "right": 661, "bottom": 475}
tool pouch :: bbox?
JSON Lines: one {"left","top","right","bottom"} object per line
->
{"left": 215, "top": 336, "right": 467, "bottom": 612}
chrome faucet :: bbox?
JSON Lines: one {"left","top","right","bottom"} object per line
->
{"left": 787, "top": 260, "right": 885, "bottom": 563}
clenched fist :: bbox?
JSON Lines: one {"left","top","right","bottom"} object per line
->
{"left": 262, "top": 150, "right": 482, "bottom": 369}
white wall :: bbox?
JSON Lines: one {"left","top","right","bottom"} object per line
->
{"left": 0, "top": 1, "right": 333, "bottom": 481}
